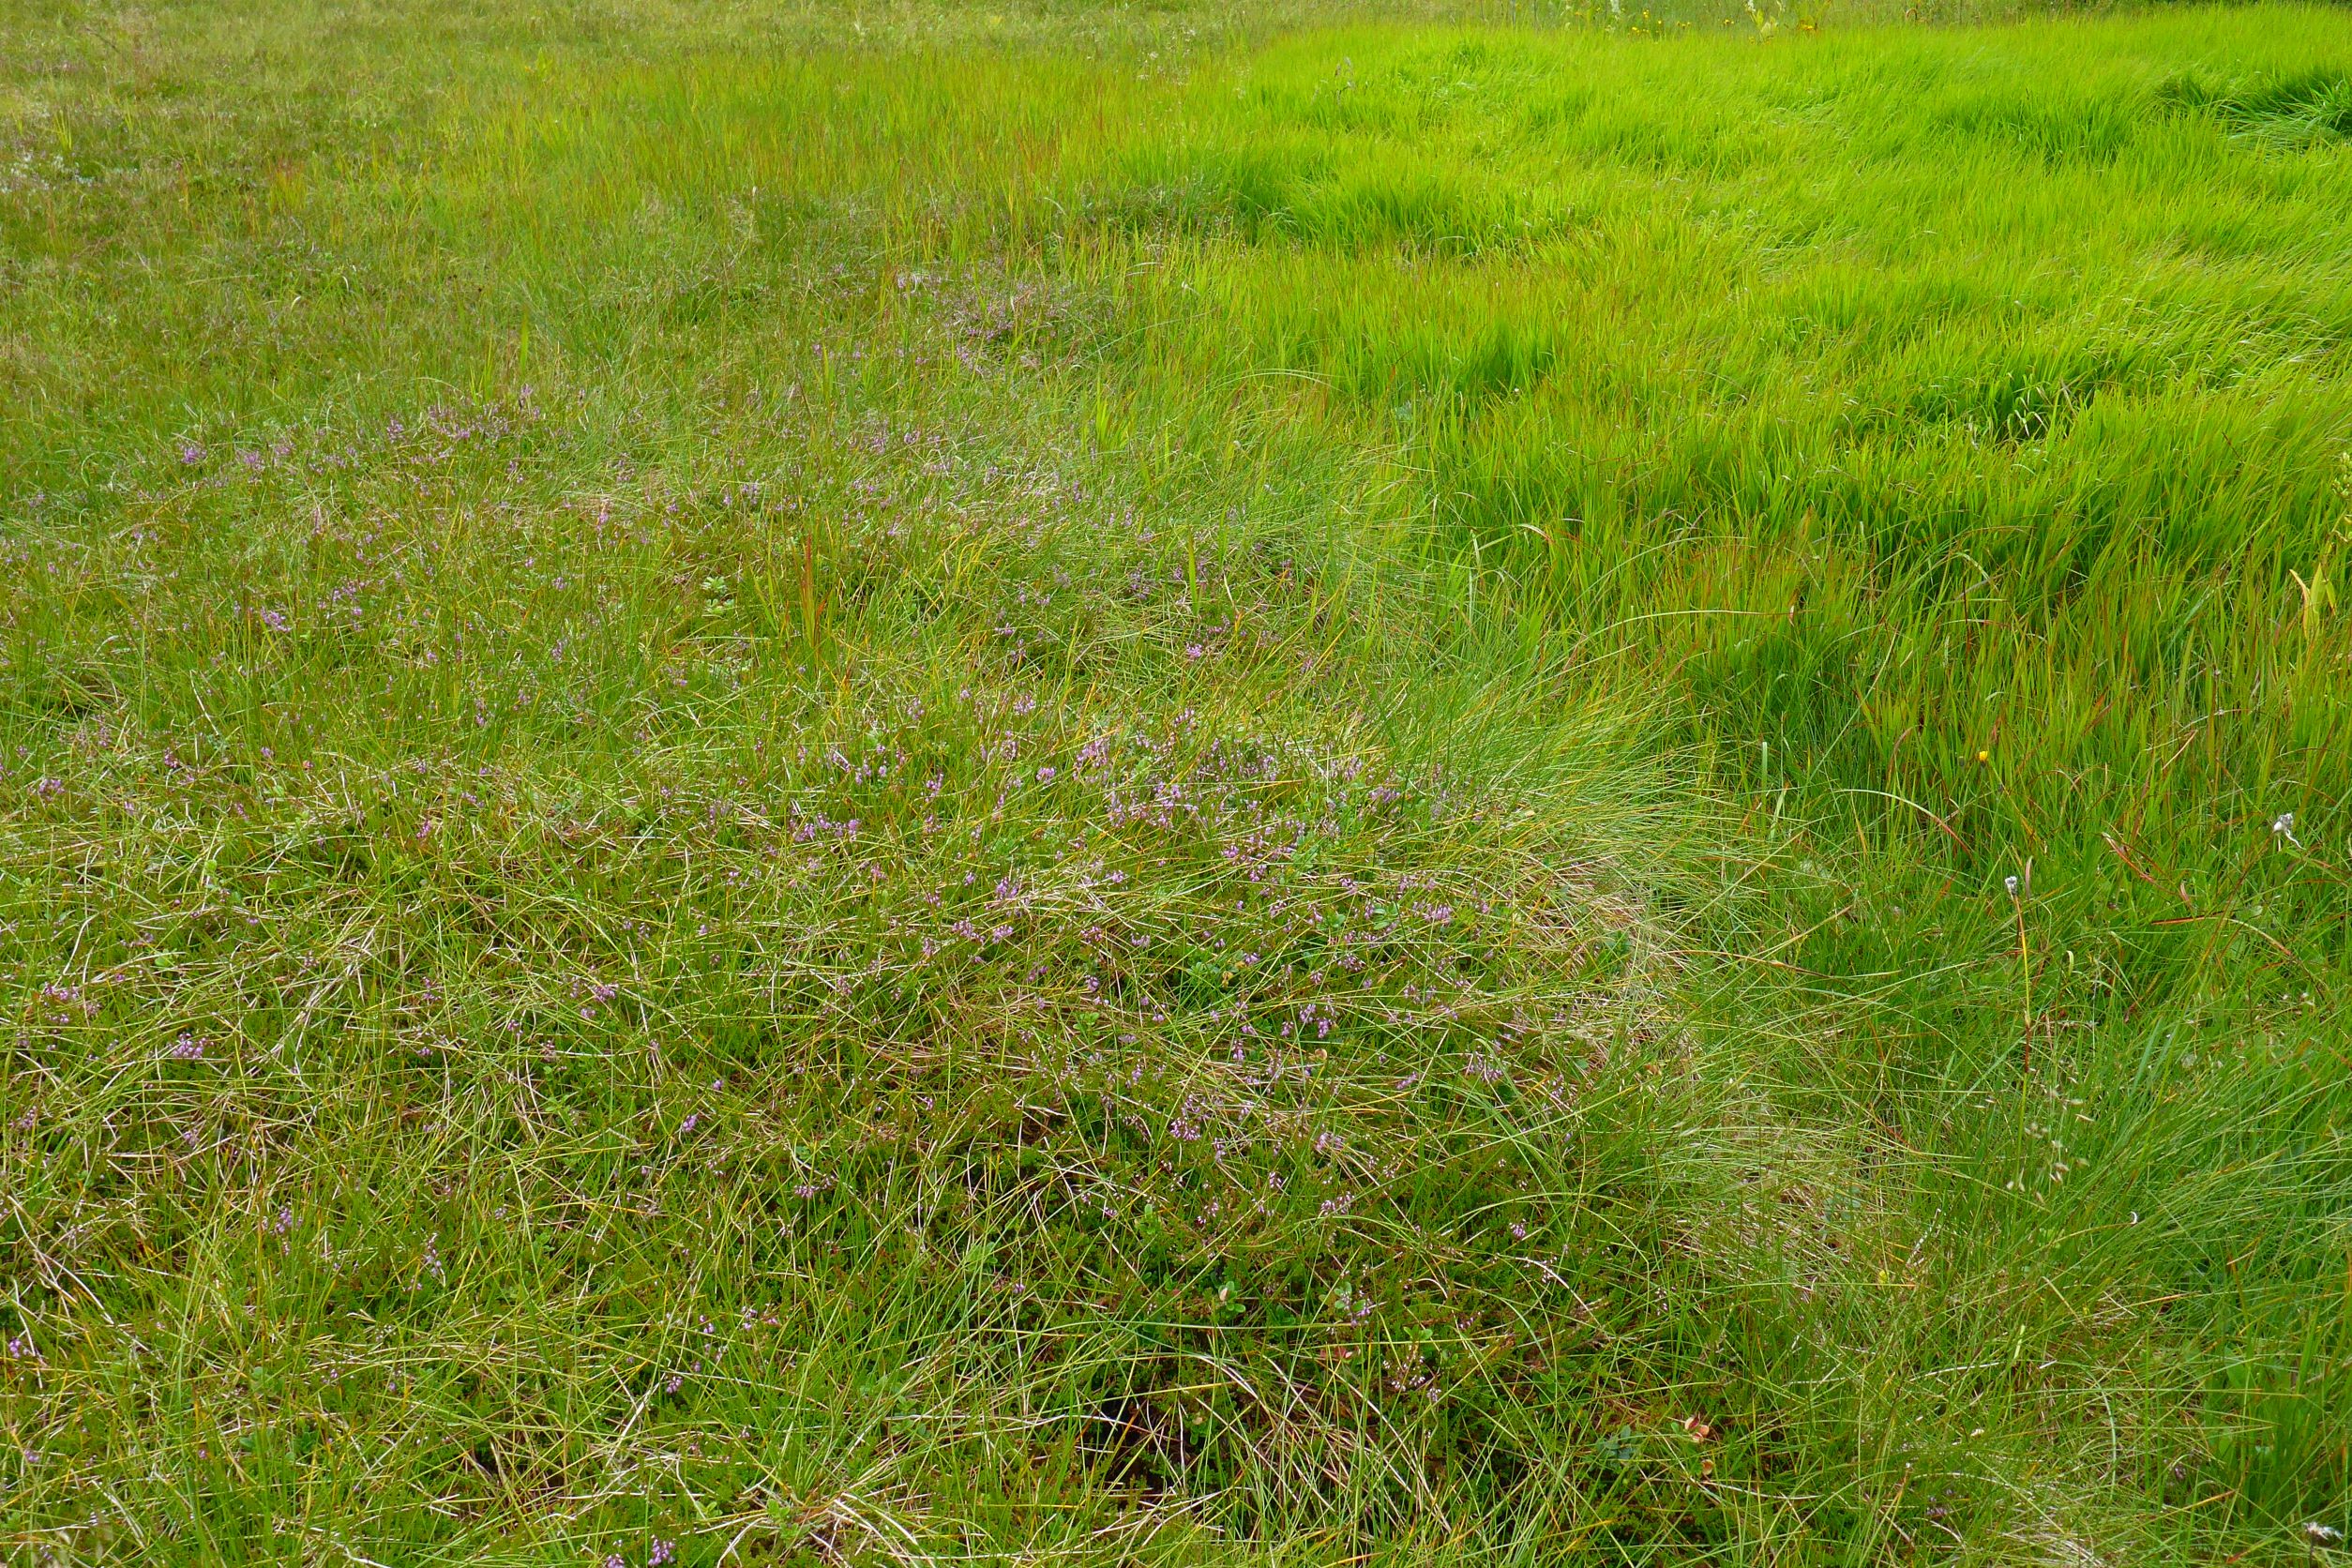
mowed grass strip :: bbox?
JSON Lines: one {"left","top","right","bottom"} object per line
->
{"left": 3, "top": 1, "right": 2348, "bottom": 1562}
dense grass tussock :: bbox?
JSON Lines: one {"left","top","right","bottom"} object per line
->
{"left": 4, "top": 0, "right": 2350, "bottom": 1563}
{"left": 6, "top": 386, "right": 1799, "bottom": 1555}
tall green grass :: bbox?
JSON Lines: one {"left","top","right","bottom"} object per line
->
{"left": 3, "top": 0, "right": 2347, "bottom": 1561}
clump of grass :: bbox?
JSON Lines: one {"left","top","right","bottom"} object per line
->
{"left": 2, "top": 352, "right": 1842, "bottom": 1558}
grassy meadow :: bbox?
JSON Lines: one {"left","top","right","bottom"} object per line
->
{"left": 3, "top": 0, "right": 2350, "bottom": 1560}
